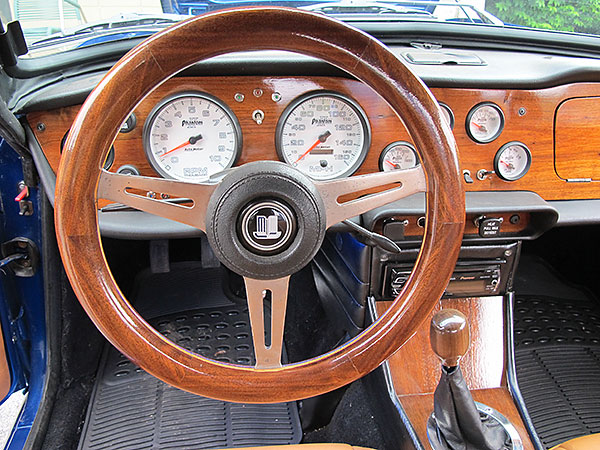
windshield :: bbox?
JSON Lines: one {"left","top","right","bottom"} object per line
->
{"left": 1, "top": 0, "right": 600, "bottom": 57}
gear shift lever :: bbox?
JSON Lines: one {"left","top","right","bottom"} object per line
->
{"left": 430, "top": 309, "right": 470, "bottom": 369}
{"left": 427, "top": 309, "right": 509, "bottom": 450}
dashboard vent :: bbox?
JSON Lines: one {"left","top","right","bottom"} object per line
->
{"left": 402, "top": 50, "right": 486, "bottom": 66}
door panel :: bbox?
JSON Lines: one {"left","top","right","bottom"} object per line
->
{"left": 0, "top": 321, "right": 10, "bottom": 401}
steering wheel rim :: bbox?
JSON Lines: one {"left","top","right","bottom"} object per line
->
{"left": 55, "top": 7, "right": 465, "bottom": 403}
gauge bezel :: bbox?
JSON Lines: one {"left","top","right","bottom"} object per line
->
{"left": 493, "top": 141, "right": 532, "bottom": 181}
{"left": 378, "top": 141, "right": 420, "bottom": 171}
{"left": 438, "top": 102, "right": 455, "bottom": 130}
{"left": 275, "top": 90, "right": 371, "bottom": 180}
{"left": 142, "top": 91, "right": 242, "bottom": 181}
{"left": 465, "top": 102, "right": 505, "bottom": 144}
{"left": 62, "top": 129, "right": 115, "bottom": 170}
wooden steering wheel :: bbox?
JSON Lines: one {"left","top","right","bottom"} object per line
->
{"left": 55, "top": 7, "right": 465, "bottom": 404}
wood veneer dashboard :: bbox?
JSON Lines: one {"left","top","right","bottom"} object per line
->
{"left": 27, "top": 75, "right": 600, "bottom": 201}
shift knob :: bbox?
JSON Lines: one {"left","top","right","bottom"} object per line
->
{"left": 430, "top": 309, "right": 470, "bottom": 368}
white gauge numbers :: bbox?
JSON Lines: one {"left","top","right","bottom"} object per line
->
{"left": 143, "top": 92, "right": 241, "bottom": 182}
{"left": 276, "top": 92, "right": 370, "bottom": 180}
{"left": 494, "top": 142, "right": 531, "bottom": 181}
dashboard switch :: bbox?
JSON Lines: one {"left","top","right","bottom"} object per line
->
{"left": 463, "top": 170, "right": 474, "bottom": 184}
{"left": 477, "top": 217, "right": 503, "bottom": 238}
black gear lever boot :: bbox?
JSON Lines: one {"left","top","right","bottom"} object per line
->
{"left": 427, "top": 365, "right": 508, "bottom": 449}
{"left": 426, "top": 309, "right": 510, "bottom": 450}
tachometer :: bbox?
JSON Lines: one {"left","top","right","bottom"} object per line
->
{"left": 276, "top": 91, "right": 370, "bottom": 180}
{"left": 143, "top": 92, "right": 242, "bottom": 181}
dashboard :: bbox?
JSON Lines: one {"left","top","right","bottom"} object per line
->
{"left": 27, "top": 75, "right": 600, "bottom": 208}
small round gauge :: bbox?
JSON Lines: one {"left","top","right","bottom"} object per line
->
{"left": 439, "top": 102, "right": 455, "bottom": 129}
{"left": 494, "top": 142, "right": 531, "bottom": 181}
{"left": 143, "top": 92, "right": 242, "bottom": 182}
{"left": 466, "top": 102, "right": 504, "bottom": 143}
{"left": 61, "top": 130, "right": 114, "bottom": 170}
{"left": 276, "top": 91, "right": 370, "bottom": 180}
{"left": 379, "top": 141, "right": 419, "bottom": 171}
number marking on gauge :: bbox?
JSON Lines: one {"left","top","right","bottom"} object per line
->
{"left": 493, "top": 142, "right": 531, "bottom": 181}
{"left": 276, "top": 91, "right": 370, "bottom": 180}
{"left": 466, "top": 102, "right": 504, "bottom": 143}
{"left": 143, "top": 92, "right": 241, "bottom": 181}
{"left": 379, "top": 141, "right": 420, "bottom": 171}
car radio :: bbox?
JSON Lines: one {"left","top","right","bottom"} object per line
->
{"left": 378, "top": 243, "right": 519, "bottom": 299}
{"left": 384, "top": 263, "right": 501, "bottom": 298}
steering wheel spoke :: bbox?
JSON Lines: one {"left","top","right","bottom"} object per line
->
{"left": 55, "top": 8, "right": 464, "bottom": 403}
{"left": 243, "top": 276, "right": 290, "bottom": 369}
{"left": 314, "top": 166, "right": 427, "bottom": 227}
{"left": 97, "top": 170, "right": 218, "bottom": 231}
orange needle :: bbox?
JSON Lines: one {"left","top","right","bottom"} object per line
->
{"left": 294, "top": 130, "right": 332, "bottom": 164}
{"left": 160, "top": 134, "right": 203, "bottom": 159}
{"left": 385, "top": 160, "right": 398, "bottom": 169}
{"left": 472, "top": 122, "right": 485, "bottom": 130}
{"left": 161, "top": 140, "right": 190, "bottom": 158}
{"left": 294, "top": 139, "right": 321, "bottom": 164}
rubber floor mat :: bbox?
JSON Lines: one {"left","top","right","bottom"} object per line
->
{"left": 78, "top": 305, "right": 301, "bottom": 450}
{"left": 514, "top": 293, "right": 600, "bottom": 449}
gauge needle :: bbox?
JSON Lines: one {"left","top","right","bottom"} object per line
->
{"left": 472, "top": 122, "right": 487, "bottom": 131}
{"left": 500, "top": 160, "right": 513, "bottom": 170}
{"left": 160, "top": 134, "right": 202, "bottom": 159}
{"left": 294, "top": 130, "right": 331, "bottom": 164}
{"left": 385, "top": 160, "right": 398, "bottom": 169}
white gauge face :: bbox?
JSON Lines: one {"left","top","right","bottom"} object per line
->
{"left": 380, "top": 142, "right": 419, "bottom": 171}
{"left": 144, "top": 93, "right": 241, "bottom": 182}
{"left": 439, "top": 103, "right": 454, "bottom": 129}
{"left": 494, "top": 142, "right": 531, "bottom": 181}
{"left": 467, "top": 103, "right": 504, "bottom": 143}
{"left": 277, "top": 93, "right": 370, "bottom": 180}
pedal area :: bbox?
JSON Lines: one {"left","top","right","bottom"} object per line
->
{"left": 78, "top": 302, "right": 301, "bottom": 450}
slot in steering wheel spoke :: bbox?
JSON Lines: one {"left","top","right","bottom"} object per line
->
{"left": 97, "top": 170, "right": 218, "bottom": 232}
{"left": 243, "top": 276, "right": 290, "bottom": 369}
{"left": 314, "top": 166, "right": 426, "bottom": 227}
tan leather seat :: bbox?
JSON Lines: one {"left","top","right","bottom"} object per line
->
{"left": 220, "top": 445, "right": 373, "bottom": 450}
{"left": 551, "top": 433, "right": 600, "bottom": 450}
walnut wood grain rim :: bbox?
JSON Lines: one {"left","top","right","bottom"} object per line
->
{"left": 55, "top": 7, "right": 465, "bottom": 403}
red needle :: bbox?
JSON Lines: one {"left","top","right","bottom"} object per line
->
{"left": 160, "top": 140, "right": 190, "bottom": 158}
{"left": 294, "top": 130, "right": 332, "bottom": 164}
{"left": 472, "top": 122, "right": 485, "bottom": 130}
{"left": 160, "top": 133, "right": 203, "bottom": 159}
{"left": 500, "top": 160, "right": 511, "bottom": 168}
{"left": 386, "top": 160, "right": 398, "bottom": 169}
{"left": 294, "top": 139, "right": 321, "bottom": 164}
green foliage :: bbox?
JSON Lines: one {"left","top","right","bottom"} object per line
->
{"left": 486, "top": 0, "right": 600, "bottom": 35}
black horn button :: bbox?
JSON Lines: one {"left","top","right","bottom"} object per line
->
{"left": 238, "top": 200, "right": 297, "bottom": 255}
{"left": 205, "top": 161, "right": 327, "bottom": 280}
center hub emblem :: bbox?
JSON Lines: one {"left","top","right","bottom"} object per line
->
{"left": 238, "top": 200, "right": 297, "bottom": 255}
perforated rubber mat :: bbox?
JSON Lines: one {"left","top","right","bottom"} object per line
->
{"left": 78, "top": 305, "right": 301, "bottom": 450}
{"left": 514, "top": 294, "right": 600, "bottom": 449}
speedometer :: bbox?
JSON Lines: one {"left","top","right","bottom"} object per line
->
{"left": 143, "top": 92, "right": 242, "bottom": 182}
{"left": 276, "top": 91, "right": 370, "bottom": 180}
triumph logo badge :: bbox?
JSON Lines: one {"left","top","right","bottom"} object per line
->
{"left": 253, "top": 215, "right": 282, "bottom": 240}
{"left": 238, "top": 200, "right": 297, "bottom": 255}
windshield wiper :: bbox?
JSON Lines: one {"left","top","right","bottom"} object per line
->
{"left": 29, "top": 13, "right": 185, "bottom": 48}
